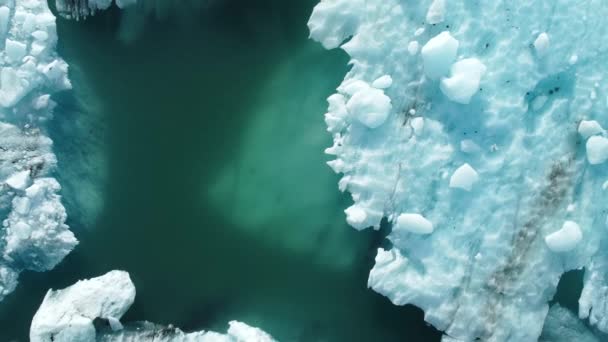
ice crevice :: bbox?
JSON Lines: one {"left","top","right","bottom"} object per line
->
{"left": 309, "top": 0, "right": 608, "bottom": 340}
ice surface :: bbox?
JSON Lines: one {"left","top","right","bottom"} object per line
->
{"left": 31, "top": 271, "right": 276, "bottom": 342}
{"left": 309, "top": 0, "right": 608, "bottom": 340}
{"left": 0, "top": 0, "right": 76, "bottom": 303}
{"left": 395, "top": 213, "right": 433, "bottom": 235}
{"left": 540, "top": 305, "right": 599, "bottom": 342}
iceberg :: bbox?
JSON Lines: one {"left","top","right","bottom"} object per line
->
{"left": 0, "top": 0, "right": 77, "bottom": 302}
{"left": 309, "top": 0, "right": 608, "bottom": 340}
{"left": 30, "top": 270, "right": 276, "bottom": 342}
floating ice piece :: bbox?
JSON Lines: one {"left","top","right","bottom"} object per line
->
{"left": 534, "top": 32, "right": 550, "bottom": 56}
{"left": 372, "top": 75, "right": 393, "bottom": 89}
{"left": 449, "top": 163, "right": 479, "bottom": 191}
{"left": 426, "top": 0, "right": 446, "bottom": 24}
{"left": 346, "top": 83, "right": 392, "bottom": 128}
{"left": 395, "top": 213, "right": 434, "bottom": 234}
{"left": 440, "top": 58, "right": 486, "bottom": 104}
{"left": 30, "top": 271, "right": 276, "bottom": 342}
{"left": 5, "top": 170, "right": 31, "bottom": 190}
{"left": 30, "top": 271, "right": 135, "bottom": 342}
{"left": 586, "top": 135, "right": 608, "bottom": 165}
{"left": 421, "top": 31, "right": 459, "bottom": 80}
{"left": 545, "top": 221, "right": 582, "bottom": 252}
{"left": 578, "top": 120, "right": 604, "bottom": 138}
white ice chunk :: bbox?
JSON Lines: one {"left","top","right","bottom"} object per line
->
{"left": 410, "top": 117, "right": 424, "bottom": 135}
{"left": 578, "top": 120, "right": 604, "bottom": 139}
{"left": 449, "top": 163, "right": 479, "bottom": 191}
{"left": 345, "top": 204, "right": 369, "bottom": 230}
{"left": 5, "top": 170, "right": 31, "bottom": 190}
{"left": 534, "top": 32, "right": 550, "bottom": 56}
{"left": 227, "top": 321, "right": 276, "bottom": 342}
{"left": 421, "top": 31, "right": 459, "bottom": 79}
{"left": 372, "top": 75, "right": 393, "bottom": 89}
{"left": 440, "top": 58, "right": 486, "bottom": 104}
{"left": 30, "top": 270, "right": 276, "bottom": 341}
{"left": 346, "top": 84, "right": 392, "bottom": 128}
{"left": 426, "top": 0, "right": 446, "bottom": 24}
{"left": 545, "top": 221, "right": 582, "bottom": 252}
{"left": 586, "top": 136, "right": 608, "bottom": 165}
{"left": 460, "top": 139, "right": 481, "bottom": 153}
{"left": 408, "top": 41, "right": 420, "bottom": 55}
{"left": 30, "top": 271, "right": 135, "bottom": 342}
{"left": 395, "top": 213, "right": 434, "bottom": 234}
{"left": 5, "top": 39, "right": 27, "bottom": 62}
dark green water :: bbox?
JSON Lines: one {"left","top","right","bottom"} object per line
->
{"left": 0, "top": 1, "right": 441, "bottom": 341}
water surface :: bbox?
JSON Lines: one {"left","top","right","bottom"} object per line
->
{"left": 0, "top": 1, "right": 441, "bottom": 341}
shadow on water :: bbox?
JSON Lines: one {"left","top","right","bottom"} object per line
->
{"left": 0, "top": 1, "right": 441, "bottom": 341}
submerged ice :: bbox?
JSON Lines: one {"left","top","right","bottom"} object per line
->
{"left": 30, "top": 270, "right": 276, "bottom": 342}
{"left": 309, "top": 0, "right": 608, "bottom": 340}
{"left": 0, "top": 0, "right": 76, "bottom": 302}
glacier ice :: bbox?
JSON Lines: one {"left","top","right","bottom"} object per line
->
{"left": 0, "top": 0, "right": 77, "bottom": 302}
{"left": 30, "top": 270, "right": 276, "bottom": 342}
{"left": 309, "top": 0, "right": 608, "bottom": 340}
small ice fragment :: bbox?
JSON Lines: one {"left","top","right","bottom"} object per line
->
{"left": 345, "top": 205, "right": 368, "bottom": 230}
{"left": 578, "top": 120, "right": 604, "bottom": 138}
{"left": 372, "top": 75, "right": 393, "bottom": 89}
{"left": 410, "top": 117, "right": 424, "bottom": 135}
{"left": 107, "top": 316, "right": 123, "bottom": 331}
{"left": 408, "top": 41, "right": 420, "bottom": 55}
{"left": 395, "top": 213, "right": 434, "bottom": 234}
{"left": 545, "top": 221, "right": 582, "bottom": 252}
{"left": 460, "top": 139, "right": 481, "bottom": 153}
{"left": 426, "top": 0, "right": 446, "bottom": 24}
{"left": 440, "top": 58, "right": 486, "bottom": 104}
{"left": 531, "top": 95, "right": 548, "bottom": 111}
{"left": 414, "top": 28, "right": 425, "bottom": 36}
{"left": 421, "top": 31, "right": 459, "bottom": 79}
{"left": 569, "top": 55, "right": 578, "bottom": 65}
{"left": 603, "top": 180, "right": 608, "bottom": 190}
{"left": 534, "top": 32, "right": 550, "bottom": 56}
{"left": 586, "top": 135, "right": 608, "bottom": 165}
{"left": 449, "top": 163, "right": 479, "bottom": 191}
{"left": 5, "top": 170, "right": 30, "bottom": 190}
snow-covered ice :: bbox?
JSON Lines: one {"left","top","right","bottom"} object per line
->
{"left": 30, "top": 271, "right": 276, "bottom": 342}
{"left": 309, "top": 0, "right": 608, "bottom": 340}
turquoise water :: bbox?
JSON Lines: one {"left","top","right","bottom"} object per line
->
{"left": 0, "top": 1, "right": 441, "bottom": 341}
